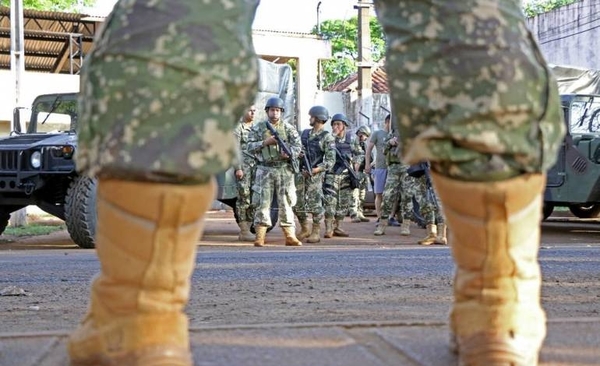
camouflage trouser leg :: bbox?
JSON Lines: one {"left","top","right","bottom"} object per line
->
{"left": 380, "top": 164, "right": 407, "bottom": 220}
{"left": 374, "top": 0, "right": 564, "bottom": 180}
{"left": 305, "top": 172, "right": 327, "bottom": 224}
{"left": 77, "top": 0, "right": 260, "bottom": 182}
{"left": 253, "top": 166, "right": 296, "bottom": 228}
{"left": 236, "top": 164, "right": 255, "bottom": 222}
{"left": 293, "top": 173, "right": 308, "bottom": 222}
{"left": 324, "top": 173, "right": 352, "bottom": 220}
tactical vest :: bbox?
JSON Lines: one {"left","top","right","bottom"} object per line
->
{"left": 260, "top": 121, "right": 288, "bottom": 164}
{"left": 333, "top": 133, "right": 352, "bottom": 174}
{"left": 301, "top": 129, "right": 327, "bottom": 168}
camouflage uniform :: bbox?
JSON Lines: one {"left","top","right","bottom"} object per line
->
{"left": 374, "top": 1, "right": 564, "bottom": 364}
{"left": 374, "top": 130, "right": 414, "bottom": 235}
{"left": 71, "top": 1, "right": 260, "bottom": 365}
{"left": 294, "top": 129, "right": 336, "bottom": 225}
{"left": 247, "top": 120, "right": 301, "bottom": 229}
{"left": 233, "top": 120, "right": 256, "bottom": 223}
{"left": 323, "top": 131, "right": 364, "bottom": 236}
{"left": 77, "top": 0, "right": 259, "bottom": 183}
{"left": 349, "top": 136, "right": 370, "bottom": 221}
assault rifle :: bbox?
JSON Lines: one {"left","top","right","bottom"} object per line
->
{"left": 300, "top": 149, "right": 313, "bottom": 177}
{"left": 333, "top": 146, "right": 360, "bottom": 190}
{"left": 265, "top": 121, "right": 299, "bottom": 174}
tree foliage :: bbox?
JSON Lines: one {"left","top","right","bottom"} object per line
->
{"left": 312, "top": 2, "right": 577, "bottom": 88}
{"left": 523, "top": 0, "right": 579, "bottom": 18}
{"left": 0, "top": 0, "right": 96, "bottom": 12}
{"left": 312, "top": 16, "right": 385, "bottom": 89}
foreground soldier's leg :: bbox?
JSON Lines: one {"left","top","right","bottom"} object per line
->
{"left": 69, "top": 179, "right": 214, "bottom": 365}
{"left": 70, "top": 0, "right": 259, "bottom": 365}
{"left": 374, "top": 0, "right": 565, "bottom": 364}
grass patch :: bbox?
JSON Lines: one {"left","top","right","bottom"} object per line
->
{"left": 4, "top": 223, "right": 66, "bottom": 237}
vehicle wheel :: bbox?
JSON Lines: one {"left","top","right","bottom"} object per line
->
{"left": 542, "top": 203, "right": 554, "bottom": 221}
{"left": 0, "top": 209, "right": 11, "bottom": 235}
{"left": 65, "top": 176, "right": 98, "bottom": 249}
{"left": 568, "top": 203, "right": 600, "bottom": 219}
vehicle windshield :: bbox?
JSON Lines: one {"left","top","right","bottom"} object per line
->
{"left": 570, "top": 96, "right": 600, "bottom": 134}
{"left": 28, "top": 96, "right": 78, "bottom": 133}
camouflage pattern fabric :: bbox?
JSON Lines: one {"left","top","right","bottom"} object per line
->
{"left": 234, "top": 121, "right": 256, "bottom": 223}
{"left": 247, "top": 120, "right": 302, "bottom": 227}
{"left": 374, "top": 0, "right": 565, "bottom": 181}
{"left": 324, "top": 133, "right": 364, "bottom": 220}
{"left": 294, "top": 129, "right": 336, "bottom": 224}
{"left": 413, "top": 174, "right": 444, "bottom": 225}
{"left": 349, "top": 171, "right": 369, "bottom": 218}
{"left": 380, "top": 163, "right": 414, "bottom": 221}
{"left": 77, "top": 0, "right": 259, "bottom": 183}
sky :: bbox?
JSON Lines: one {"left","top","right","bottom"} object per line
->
{"left": 88, "top": 0, "right": 361, "bottom": 32}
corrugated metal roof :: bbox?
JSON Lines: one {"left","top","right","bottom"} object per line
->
{"left": 0, "top": 6, "right": 102, "bottom": 74}
{"left": 325, "top": 66, "right": 389, "bottom": 94}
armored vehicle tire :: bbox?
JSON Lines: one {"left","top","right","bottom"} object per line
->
{"left": 0, "top": 209, "right": 11, "bottom": 235}
{"left": 542, "top": 203, "right": 554, "bottom": 221}
{"left": 65, "top": 176, "right": 98, "bottom": 249}
{"left": 568, "top": 203, "right": 600, "bottom": 219}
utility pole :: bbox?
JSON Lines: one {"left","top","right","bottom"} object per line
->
{"left": 10, "top": 0, "right": 28, "bottom": 227}
{"left": 355, "top": 0, "right": 373, "bottom": 129}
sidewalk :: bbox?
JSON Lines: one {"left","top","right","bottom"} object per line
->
{"left": 1, "top": 318, "right": 599, "bottom": 366}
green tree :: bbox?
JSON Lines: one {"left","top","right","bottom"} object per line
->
{"left": 523, "top": 0, "right": 579, "bottom": 17}
{"left": 312, "top": 16, "right": 385, "bottom": 89}
{"left": 0, "top": 0, "right": 96, "bottom": 12}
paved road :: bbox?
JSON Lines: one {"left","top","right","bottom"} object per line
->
{"left": 0, "top": 211, "right": 599, "bottom": 335}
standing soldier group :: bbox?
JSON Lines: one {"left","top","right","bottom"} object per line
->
{"left": 234, "top": 100, "right": 445, "bottom": 246}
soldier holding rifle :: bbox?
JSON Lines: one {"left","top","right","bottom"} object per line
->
{"left": 246, "top": 97, "right": 302, "bottom": 247}
{"left": 294, "top": 106, "right": 336, "bottom": 243}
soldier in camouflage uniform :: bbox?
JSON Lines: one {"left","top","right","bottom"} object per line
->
{"left": 375, "top": 1, "right": 564, "bottom": 364}
{"left": 323, "top": 113, "right": 364, "bottom": 238}
{"left": 247, "top": 97, "right": 302, "bottom": 247}
{"left": 350, "top": 126, "right": 371, "bottom": 223}
{"left": 373, "top": 129, "right": 414, "bottom": 236}
{"left": 71, "top": 0, "right": 564, "bottom": 365}
{"left": 408, "top": 162, "right": 447, "bottom": 245}
{"left": 234, "top": 105, "right": 257, "bottom": 242}
{"left": 294, "top": 106, "right": 336, "bottom": 243}
{"left": 69, "top": 1, "right": 260, "bottom": 365}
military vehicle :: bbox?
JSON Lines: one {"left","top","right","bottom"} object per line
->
{"left": 0, "top": 92, "right": 97, "bottom": 248}
{"left": 543, "top": 93, "right": 600, "bottom": 219}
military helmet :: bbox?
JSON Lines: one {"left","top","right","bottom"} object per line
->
{"left": 265, "top": 97, "right": 285, "bottom": 112}
{"left": 331, "top": 113, "right": 350, "bottom": 127}
{"left": 356, "top": 125, "right": 371, "bottom": 137}
{"left": 308, "top": 105, "right": 329, "bottom": 122}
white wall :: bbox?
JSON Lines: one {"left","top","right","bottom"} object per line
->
{"left": 527, "top": 0, "right": 600, "bottom": 70}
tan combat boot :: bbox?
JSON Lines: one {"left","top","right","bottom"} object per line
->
{"left": 434, "top": 223, "right": 447, "bottom": 245}
{"left": 282, "top": 226, "right": 302, "bottom": 246}
{"left": 307, "top": 223, "right": 321, "bottom": 243}
{"left": 431, "top": 172, "right": 547, "bottom": 366}
{"left": 68, "top": 178, "right": 216, "bottom": 366}
{"left": 296, "top": 221, "right": 311, "bottom": 241}
{"left": 373, "top": 219, "right": 387, "bottom": 236}
{"left": 254, "top": 226, "right": 267, "bottom": 247}
{"left": 400, "top": 220, "right": 411, "bottom": 236}
{"left": 333, "top": 219, "right": 349, "bottom": 237}
{"left": 323, "top": 218, "right": 334, "bottom": 238}
{"left": 418, "top": 224, "right": 437, "bottom": 245}
{"left": 238, "top": 221, "right": 255, "bottom": 242}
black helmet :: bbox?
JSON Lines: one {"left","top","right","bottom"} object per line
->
{"left": 331, "top": 113, "right": 350, "bottom": 127}
{"left": 308, "top": 105, "right": 329, "bottom": 122}
{"left": 356, "top": 125, "right": 371, "bottom": 137}
{"left": 265, "top": 97, "right": 285, "bottom": 112}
